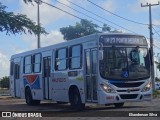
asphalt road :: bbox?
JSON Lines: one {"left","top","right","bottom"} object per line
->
{"left": 0, "top": 96, "right": 159, "bottom": 119}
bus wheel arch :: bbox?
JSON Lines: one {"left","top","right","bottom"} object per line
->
{"left": 68, "top": 85, "right": 85, "bottom": 110}
{"left": 25, "top": 86, "right": 40, "bottom": 105}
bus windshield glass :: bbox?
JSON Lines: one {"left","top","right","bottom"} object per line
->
{"left": 99, "top": 36, "right": 150, "bottom": 80}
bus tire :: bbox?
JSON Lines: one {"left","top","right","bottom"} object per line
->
{"left": 25, "top": 87, "right": 40, "bottom": 105}
{"left": 33, "top": 100, "right": 41, "bottom": 105}
{"left": 69, "top": 88, "right": 85, "bottom": 111}
{"left": 114, "top": 103, "right": 124, "bottom": 108}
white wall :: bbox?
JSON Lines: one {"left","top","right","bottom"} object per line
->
{"left": 154, "top": 56, "right": 160, "bottom": 79}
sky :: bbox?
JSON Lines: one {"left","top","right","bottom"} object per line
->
{"left": 0, "top": 0, "right": 160, "bottom": 78}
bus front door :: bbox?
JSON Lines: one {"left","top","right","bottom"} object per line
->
{"left": 43, "top": 56, "right": 51, "bottom": 100}
{"left": 85, "top": 48, "right": 98, "bottom": 102}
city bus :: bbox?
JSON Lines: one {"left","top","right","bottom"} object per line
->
{"left": 10, "top": 33, "right": 152, "bottom": 110}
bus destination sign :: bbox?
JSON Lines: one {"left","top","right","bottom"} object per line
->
{"left": 99, "top": 35, "right": 147, "bottom": 46}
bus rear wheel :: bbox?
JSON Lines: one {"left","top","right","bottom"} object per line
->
{"left": 114, "top": 103, "right": 124, "bottom": 108}
{"left": 25, "top": 88, "right": 40, "bottom": 105}
{"left": 69, "top": 88, "right": 85, "bottom": 111}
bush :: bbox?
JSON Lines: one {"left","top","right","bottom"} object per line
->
{"left": 153, "top": 90, "right": 160, "bottom": 98}
{"left": 0, "top": 76, "right": 9, "bottom": 89}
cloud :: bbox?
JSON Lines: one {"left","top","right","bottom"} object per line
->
{"left": 101, "top": 0, "right": 117, "bottom": 12}
{"left": 0, "top": 51, "right": 10, "bottom": 78}
{"left": 19, "top": 0, "right": 75, "bottom": 25}
{"left": 22, "top": 30, "right": 65, "bottom": 49}
{"left": 41, "top": 30, "right": 65, "bottom": 47}
{"left": 141, "top": 0, "right": 159, "bottom": 4}
{"left": 128, "top": 0, "right": 159, "bottom": 13}
{"left": 0, "top": 30, "right": 64, "bottom": 78}
{"left": 0, "top": 45, "right": 27, "bottom": 78}
{"left": 11, "top": 47, "right": 27, "bottom": 54}
{"left": 153, "top": 19, "right": 160, "bottom": 25}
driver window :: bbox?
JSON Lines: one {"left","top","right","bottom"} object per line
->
{"left": 130, "top": 50, "right": 140, "bottom": 64}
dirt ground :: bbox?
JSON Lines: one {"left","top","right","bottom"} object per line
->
{"left": 0, "top": 96, "right": 160, "bottom": 120}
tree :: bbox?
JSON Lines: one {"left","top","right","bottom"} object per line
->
{"left": 60, "top": 19, "right": 100, "bottom": 40}
{"left": 0, "top": 76, "right": 9, "bottom": 88}
{"left": 60, "top": 19, "right": 113, "bottom": 40}
{"left": 0, "top": 2, "right": 46, "bottom": 35}
{"left": 23, "top": 0, "right": 33, "bottom": 3}
{"left": 102, "top": 24, "right": 111, "bottom": 32}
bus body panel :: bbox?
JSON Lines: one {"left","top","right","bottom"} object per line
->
{"left": 52, "top": 71, "right": 69, "bottom": 102}
{"left": 23, "top": 74, "right": 43, "bottom": 100}
{"left": 9, "top": 33, "right": 152, "bottom": 107}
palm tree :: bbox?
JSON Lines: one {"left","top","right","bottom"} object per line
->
{"left": 0, "top": 1, "right": 46, "bottom": 35}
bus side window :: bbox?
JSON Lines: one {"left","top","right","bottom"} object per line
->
{"left": 69, "top": 45, "right": 82, "bottom": 69}
{"left": 55, "top": 48, "right": 68, "bottom": 70}
{"left": 23, "top": 55, "right": 32, "bottom": 74}
{"left": 33, "top": 53, "right": 41, "bottom": 73}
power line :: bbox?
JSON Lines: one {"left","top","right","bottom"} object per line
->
{"left": 153, "top": 27, "right": 160, "bottom": 38}
{"left": 153, "top": 29, "right": 160, "bottom": 34}
{"left": 39, "top": 0, "right": 153, "bottom": 38}
{"left": 141, "top": 0, "right": 160, "bottom": 29}
{"left": 55, "top": 0, "right": 137, "bottom": 33}
{"left": 143, "top": 0, "right": 160, "bottom": 20}
{"left": 141, "top": 2, "right": 160, "bottom": 91}
{"left": 40, "top": 0, "right": 114, "bottom": 30}
{"left": 86, "top": 0, "right": 148, "bottom": 26}
{"left": 41, "top": 1, "right": 82, "bottom": 20}
{"left": 153, "top": 24, "right": 160, "bottom": 30}
{"left": 53, "top": 0, "right": 109, "bottom": 29}
{"left": 63, "top": 0, "right": 137, "bottom": 33}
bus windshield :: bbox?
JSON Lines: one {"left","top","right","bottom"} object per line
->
{"left": 99, "top": 47, "right": 150, "bottom": 80}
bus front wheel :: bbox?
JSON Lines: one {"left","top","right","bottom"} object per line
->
{"left": 25, "top": 87, "right": 40, "bottom": 105}
{"left": 69, "top": 88, "right": 85, "bottom": 111}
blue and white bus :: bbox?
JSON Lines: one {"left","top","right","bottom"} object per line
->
{"left": 10, "top": 33, "right": 152, "bottom": 110}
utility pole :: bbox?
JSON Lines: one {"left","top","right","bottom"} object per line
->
{"left": 35, "top": 0, "right": 42, "bottom": 48}
{"left": 141, "top": 2, "right": 160, "bottom": 91}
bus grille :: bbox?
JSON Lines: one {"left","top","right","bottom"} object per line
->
{"left": 120, "top": 94, "right": 138, "bottom": 99}
{"left": 110, "top": 82, "right": 144, "bottom": 88}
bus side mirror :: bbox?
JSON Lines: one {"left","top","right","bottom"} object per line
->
{"left": 99, "top": 50, "right": 104, "bottom": 60}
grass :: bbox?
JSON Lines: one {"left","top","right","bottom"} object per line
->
{"left": 153, "top": 90, "right": 160, "bottom": 98}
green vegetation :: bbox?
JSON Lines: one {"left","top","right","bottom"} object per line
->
{"left": 24, "top": 1, "right": 121, "bottom": 40}
{"left": 0, "top": 76, "right": 9, "bottom": 89}
{"left": 0, "top": 2, "right": 47, "bottom": 35}
{"left": 60, "top": 19, "right": 121, "bottom": 40}
{"left": 153, "top": 90, "right": 160, "bottom": 98}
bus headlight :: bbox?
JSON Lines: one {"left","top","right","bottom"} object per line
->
{"left": 100, "top": 83, "right": 116, "bottom": 93}
{"left": 141, "top": 82, "right": 151, "bottom": 92}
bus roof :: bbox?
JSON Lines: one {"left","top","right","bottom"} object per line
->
{"left": 11, "top": 32, "right": 144, "bottom": 59}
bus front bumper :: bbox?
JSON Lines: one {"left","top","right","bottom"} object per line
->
{"left": 98, "top": 90, "right": 152, "bottom": 105}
